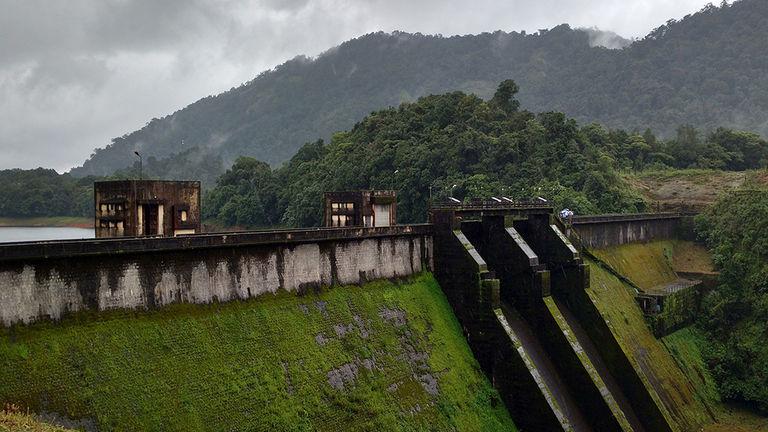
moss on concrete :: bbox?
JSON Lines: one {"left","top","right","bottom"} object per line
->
{"left": 591, "top": 240, "right": 713, "bottom": 294}
{"left": 586, "top": 258, "right": 714, "bottom": 431}
{"left": 591, "top": 241, "right": 679, "bottom": 292}
{"left": 669, "top": 242, "right": 716, "bottom": 275}
{"left": 662, "top": 328, "right": 720, "bottom": 406}
{"left": 0, "top": 273, "right": 514, "bottom": 432}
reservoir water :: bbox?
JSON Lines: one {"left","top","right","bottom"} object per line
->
{"left": 0, "top": 227, "right": 94, "bottom": 243}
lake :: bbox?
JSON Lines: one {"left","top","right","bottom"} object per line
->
{"left": 0, "top": 227, "right": 94, "bottom": 243}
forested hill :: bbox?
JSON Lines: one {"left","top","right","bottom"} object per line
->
{"left": 71, "top": 0, "right": 768, "bottom": 177}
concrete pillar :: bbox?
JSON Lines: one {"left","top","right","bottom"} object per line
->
{"left": 158, "top": 205, "right": 164, "bottom": 236}
{"left": 137, "top": 205, "right": 144, "bottom": 236}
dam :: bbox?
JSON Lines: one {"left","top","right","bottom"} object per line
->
{"left": 0, "top": 202, "right": 719, "bottom": 431}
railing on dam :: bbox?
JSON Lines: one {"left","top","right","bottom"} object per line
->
{"left": 0, "top": 224, "right": 433, "bottom": 262}
{"left": 430, "top": 199, "right": 552, "bottom": 211}
{"left": 572, "top": 213, "right": 682, "bottom": 225}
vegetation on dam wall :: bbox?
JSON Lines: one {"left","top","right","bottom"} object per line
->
{"left": 588, "top": 238, "right": 715, "bottom": 336}
{"left": 662, "top": 328, "right": 721, "bottom": 410}
{"left": 589, "top": 235, "right": 768, "bottom": 427}
{"left": 589, "top": 240, "right": 711, "bottom": 292}
{"left": 586, "top": 258, "right": 714, "bottom": 431}
{"left": 0, "top": 273, "right": 514, "bottom": 431}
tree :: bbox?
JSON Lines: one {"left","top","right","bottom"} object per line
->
{"left": 204, "top": 157, "right": 280, "bottom": 227}
{"left": 490, "top": 79, "right": 521, "bottom": 114}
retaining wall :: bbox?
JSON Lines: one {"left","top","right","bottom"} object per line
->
{"left": 573, "top": 213, "right": 694, "bottom": 248}
{"left": 0, "top": 225, "right": 432, "bottom": 326}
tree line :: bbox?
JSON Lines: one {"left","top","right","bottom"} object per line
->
{"left": 696, "top": 187, "right": 768, "bottom": 412}
{"left": 202, "top": 81, "right": 768, "bottom": 228}
{"left": 3, "top": 82, "right": 766, "bottom": 222}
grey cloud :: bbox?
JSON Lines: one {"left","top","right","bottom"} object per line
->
{"left": 0, "top": 0, "right": 713, "bottom": 171}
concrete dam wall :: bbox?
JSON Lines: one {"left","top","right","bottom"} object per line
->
{"left": 572, "top": 213, "right": 694, "bottom": 248}
{"left": 429, "top": 208, "right": 716, "bottom": 431}
{"left": 0, "top": 225, "right": 432, "bottom": 326}
{"left": 0, "top": 207, "right": 723, "bottom": 431}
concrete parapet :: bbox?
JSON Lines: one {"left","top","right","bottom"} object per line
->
{"left": 0, "top": 226, "right": 432, "bottom": 327}
{"left": 0, "top": 224, "right": 432, "bottom": 262}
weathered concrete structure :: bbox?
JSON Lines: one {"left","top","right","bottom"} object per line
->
{"left": 429, "top": 205, "right": 683, "bottom": 432}
{"left": 0, "top": 203, "right": 715, "bottom": 431}
{"left": 94, "top": 180, "right": 201, "bottom": 238}
{"left": 570, "top": 213, "right": 693, "bottom": 248}
{"left": 570, "top": 213, "right": 709, "bottom": 335}
{"left": 0, "top": 225, "right": 431, "bottom": 326}
{"left": 323, "top": 190, "right": 396, "bottom": 227}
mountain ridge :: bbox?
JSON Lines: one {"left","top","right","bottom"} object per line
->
{"left": 70, "top": 0, "right": 768, "bottom": 177}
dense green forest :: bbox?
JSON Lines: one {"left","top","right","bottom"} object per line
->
{"left": 70, "top": 0, "right": 768, "bottom": 178}
{"left": 0, "top": 169, "right": 94, "bottom": 218}
{"left": 4, "top": 82, "right": 766, "bottom": 221}
{"left": 696, "top": 187, "right": 768, "bottom": 412}
{"left": 0, "top": 149, "right": 223, "bottom": 220}
{"left": 202, "top": 81, "right": 768, "bottom": 228}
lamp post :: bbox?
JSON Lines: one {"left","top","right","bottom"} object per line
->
{"left": 429, "top": 181, "right": 439, "bottom": 202}
{"left": 134, "top": 151, "right": 142, "bottom": 180}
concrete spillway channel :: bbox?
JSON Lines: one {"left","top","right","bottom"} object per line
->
{"left": 495, "top": 303, "right": 592, "bottom": 431}
{"left": 551, "top": 296, "right": 645, "bottom": 431}
{"left": 460, "top": 217, "right": 642, "bottom": 431}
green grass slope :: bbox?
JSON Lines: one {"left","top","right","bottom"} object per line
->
{"left": 662, "top": 328, "right": 768, "bottom": 432}
{"left": 590, "top": 240, "right": 714, "bottom": 293}
{"left": 586, "top": 258, "right": 714, "bottom": 431}
{"left": 590, "top": 241, "right": 679, "bottom": 292}
{"left": 0, "top": 273, "right": 514, "bottom": 432}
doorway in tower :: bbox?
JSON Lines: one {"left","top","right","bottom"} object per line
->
{"left": 137, "top": 203, "right": 163, "bottom": 236}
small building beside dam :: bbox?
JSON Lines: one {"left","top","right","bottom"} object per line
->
{"left": 94, "top": 180, "right": 201, "bottom": 238}
{"left": 323, "top": 190, "right": 397, "bottom": 228}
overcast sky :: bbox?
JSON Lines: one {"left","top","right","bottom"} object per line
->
{"left": 0, "top": 0, "right": 714, "bottom": 172}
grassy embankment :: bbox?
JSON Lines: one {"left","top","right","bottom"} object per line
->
{"left": 587, "top": 256, "right": 714, "bottom": 431}
{"left": 589, "top": 240, "right": 714, "bottom": 293}
{"left": 0, "top": 273, "right": 514, "bottom": 432}
{"left": 588, "top": 240, "right": 767, "bottom": 431}
{"left": 0, "top": 217, "right": 91, "bottom": 228}
{"left": 663, "top": 328, "right": 768, "bottom": 432}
